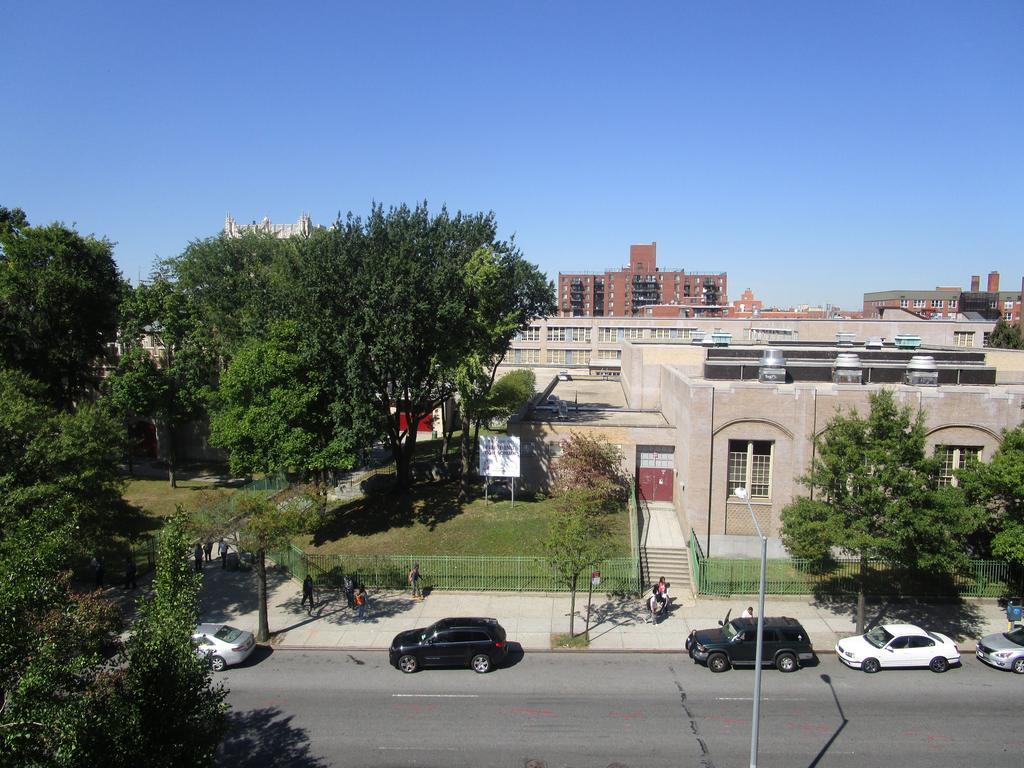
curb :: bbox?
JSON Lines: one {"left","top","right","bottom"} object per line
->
{"left": 263, "top": 643, "right": 840, "bottom": 655}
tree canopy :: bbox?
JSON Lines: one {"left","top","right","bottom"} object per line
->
{"left": 959, "top": 426, "right": 1024, "bottom": 566}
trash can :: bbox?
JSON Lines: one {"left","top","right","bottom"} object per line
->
{"left": 1008, "top": 599, "right": 1023, "bottom": 625}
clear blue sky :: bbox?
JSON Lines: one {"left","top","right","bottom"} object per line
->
{"left": 3, "top": 1, "right": 1021, "bottom": 309}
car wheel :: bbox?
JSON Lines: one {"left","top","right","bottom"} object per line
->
{"left": 862, "top": 657, "right": 880, "bottom": 674}
{"left": 1012, "top": 657, "right": 1024, "bottom": 675}
{"left": 776, "top": 652, "right": 798, "bottom": 673}
{"left": 398, "top": 654, "right": 419, "bottom": 674}
{"left": 210, "top": 655, "right": 226, "bottom": 672}
{"left": 929, "top": 656, "right": 949, "bottom": 673}
{"left": 471, "top": 654, "right": 492, "bottom": 674}
{"left": 708, "top": 653, "right": 730, "bottom": 673}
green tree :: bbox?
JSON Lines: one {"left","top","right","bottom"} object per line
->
{"left": 545, "top": 489, "right": 613, "bottom": 638}
{"left": 118, "top": 278, "right": 215, "bottom": 487}
{"left": 203, "top": 494, "right": 319, "bottom": 642}
{"left": 780, "top": 390, "right": 981, "bottom": 632}
{"left": 455, "top": 246, "right": 554, "bottom": 498}
{"left": 959, "top": 426, "right": 1024, "bottom": 566}
{"left": 0, "top": 205, "right": 28, "bottom": 237}
{"left": 105, "top": 345, "right": 167, "bottom": 474}
{"left": 91, "top": 510, "right": 228, "bottom": 766}
{"left": 550, "top": 432, "right": 630, "bottom": 511}
{"left": 0, "top": 368, "right": 129, "bottom": 543}
{"left": 0, "top": 217, "right": 125, "bottom": 409}
{"left": 208, "top": 319, "right": 355, "bottom": 489}
{"left": 987, "top": 318, "right": 1024, "bottom": 350}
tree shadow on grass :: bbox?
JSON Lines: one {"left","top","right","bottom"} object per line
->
{"left": 310, "top": 482, "right": 465, "bottom": 545}
{"left": 218, "top": 707, "right": 327, "bottom": 768}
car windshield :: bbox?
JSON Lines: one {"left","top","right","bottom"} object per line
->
{"left": 722, "top": 620, "right": 741, "bottom": 640}
{"left": 864, "top": 627, "right": 894, "bottom": 648}
{"left": 214, "top": 626, "right": 243, "bottom": 643}
{"left": 1004, "top": 628, "right": 1024, "bottom": 646}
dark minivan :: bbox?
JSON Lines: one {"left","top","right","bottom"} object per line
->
{"left": 685, "top": 616, "right": 814, "bottom": 673}
{"left": 390, "top": 617, "right": 508, "bottom": 674}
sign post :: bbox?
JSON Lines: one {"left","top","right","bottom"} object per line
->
{"left": 477, "top": 437, "right": 521, "bottom": 508}
{"left": 586, "top": 570, "right": 601, "bottom": 635}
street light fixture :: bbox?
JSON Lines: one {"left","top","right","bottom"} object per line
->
{"left": 734, "top": 486, "right": 767, "bottom": 768}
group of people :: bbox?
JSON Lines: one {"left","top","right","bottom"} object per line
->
{"left": 90, "top": 554, "right": 138, "bottom": 591}
{"left": 192, "top": 538, "right": 231, "bottom": 572}
{"left": 648, "top": 576, "right": 670, "bottom": 620}
{"left": 298, "top": 562, "right": 423, "bottom": 618}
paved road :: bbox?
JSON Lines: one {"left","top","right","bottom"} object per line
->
{"left": 218, "top": 649, "right": 1023, "bottom": 768}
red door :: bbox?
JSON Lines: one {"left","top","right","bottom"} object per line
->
{"left": 637, "top": 448, "right": 675, "bottom": 502}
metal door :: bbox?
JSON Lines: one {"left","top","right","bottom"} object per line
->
{"left": 637, "top": 449, "right": 674, "bottom": 503}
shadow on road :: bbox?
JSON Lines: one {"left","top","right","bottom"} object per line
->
{"left": 503, "top": 641, "right": 525, "bottom": 669}
{"left": 807, "top": 673, "right": 848, "bottom": 768}
{"left": 811, "top": 596, "right": 986, "bottom": 641}
{"left": 218, "top": 707, "right": 327, "bottom": 767}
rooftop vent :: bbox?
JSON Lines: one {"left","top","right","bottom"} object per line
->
{"left": 835, "top": 332, "right": 856, "bottom": 347}
{"left": 833, "top": 353, "right": 863, "bottom": 384}
{"left": 865, "top": 336, "right": 884, "bottom": 350}
{"left": 711, "top": 331, "right": 732, "bottom": 347}
{"left": 905, "top": 355, "right": 938, "bottom": 387}
{"left": 894, "top": 334, "right": 922, "bottom": 350}
{"left": 691, "top": 330, "right": 706, "bottom": 345}
{"left": 759, "top": 348, "right": 787, "bottom": 383}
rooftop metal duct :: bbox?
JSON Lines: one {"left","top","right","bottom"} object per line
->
{"left": 833, "top": 353, "right": 863, "bottom": 384}
{"left": 759, "top": 348, "right": 787, "bottom": 383}
{"left": 865, "top": 336, "right": 883, "bottom": 350}
{"left": 835, "top": 332, "right": 856, "bottom": 347}
{"left": 905, "top": 355, "right": 938, "bottom": 387}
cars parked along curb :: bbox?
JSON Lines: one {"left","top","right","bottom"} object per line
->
{"left": 389, "top": 617, "right": 508, "bottom": 674}
{"left": 685, "top": 616, "right": 814, "bottom": 673}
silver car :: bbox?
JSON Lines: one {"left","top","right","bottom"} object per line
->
{"left": 976, "top": 626, "right": 1024, "bottom": 674}
{"left": 193, "top": 623, "right": 256, "bottom": 671}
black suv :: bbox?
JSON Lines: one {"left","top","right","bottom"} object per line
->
{"left": 685, "top": 616, "right": 814, "bottom": 673}
{"left": 389, "top": 617, "right": 508, "bottom": 674}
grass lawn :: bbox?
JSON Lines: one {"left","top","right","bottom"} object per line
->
{"left": 121, "top": 477, "right": 238, "bottom": 519}
{"left": 302, "top": 481, "right": 631, "bottom": 557}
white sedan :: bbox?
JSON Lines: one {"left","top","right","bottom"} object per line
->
{"left": 192, "top": 623, "right": 256, "bottom": 671}
{"left": 835, "top": 623, "right": 960, "bottom": 673}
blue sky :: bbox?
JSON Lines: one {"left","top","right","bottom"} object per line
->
{"left": 3, "top": 1, "right": 1021, "bottom": 309}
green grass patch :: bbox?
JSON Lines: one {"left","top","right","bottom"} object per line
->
{"left": 551, "top": 632, "right": 590, "bottom": 648}
{"left": 303, "top": 481, "right": 630, "bottom": 558}
{"left": 122, "top": 477, "right": 238, "bottom": 519}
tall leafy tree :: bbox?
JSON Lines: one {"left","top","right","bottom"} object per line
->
{"left": 987, "top": 318, "right": 1024, "bottom": 350}
{"left": 550, "top": 432, "right": 630, "bottom": 511}
{"left": 0, "top": 215, "right": 125, "bottom": 409}
{"left": 455, "top": 246, "right": 555, "bottom": 498}
{"left": 959, "top": 426, "right": 1024, "bottom": 566}
{"left": 208, "top": 319, "right": 355, "bottom": 487}
{"left": 105, "top": 345, "right": 167, "bottom": 474}
{"left": 118, "top": 278, "right": 215, "bottom": 487}
{"left": 781, "top": 390, "right": 981, "bottom": 632}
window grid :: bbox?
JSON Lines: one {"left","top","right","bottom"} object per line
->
{"left": 519, "top": 327, "right": 541, "bottom": 341}
{"left": 727, "top": 440, "right": 774, "bottom": 499}
{"left": 937, "top": 446, "right": 981, "bottom": 487}
{"left": 547, "top": 349, "right": 566, "bottom": 364}
{"left": 954, "top": 331, "right": 974, "bottom": 347}
{"left": 598, "top": 327, "right": 617, "bottom": 342}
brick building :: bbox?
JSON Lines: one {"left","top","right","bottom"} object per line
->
{"left": 557, "top": 242, "right": 727, "bottom": 318}
{"left": 863, "top": 271, "right": 1022, "bottom": 323}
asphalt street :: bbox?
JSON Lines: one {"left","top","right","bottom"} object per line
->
{"left": 216, "top": 648, "right": 1023, "bottom": 768}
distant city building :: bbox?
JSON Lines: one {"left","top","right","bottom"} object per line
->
{"left": 729, "top": 288, "right": 845, "bottom": 319}
{"left": 863, "top": 271, "right": 1022, "bottom": 323}
{"left": 557, "top": 242, "right": 728, "bottom": 318}
{"left": 223, "top": 213, "right": 318, "bottom": 239}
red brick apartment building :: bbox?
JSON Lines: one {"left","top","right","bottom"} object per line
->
{"left": 863, "top": 271, "right": 1022, "bottom": 323}
{"left": 557, "top": 243, "right": 727, "bottom": 318}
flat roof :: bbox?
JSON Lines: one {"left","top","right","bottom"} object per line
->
{"left": 522, "top": 377, "right": 670, "bottom": 428}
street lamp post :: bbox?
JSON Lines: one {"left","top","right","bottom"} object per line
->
{"left": 734, "top": 486, "right": 767, "bottom": 768}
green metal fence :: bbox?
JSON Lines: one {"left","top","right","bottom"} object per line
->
{"left": 270, "top": 544, "right": 642, "bottom": 594}
{"left": 688, "top": 529, "right": 1023, "bottom": 598}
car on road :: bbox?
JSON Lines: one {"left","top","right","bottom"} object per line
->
{"left": 390, "top": 617, "right": 508, "bottom": 674}
{"left": 557, "top": 371, "right": 571, "bottom": 381}
{"left": 835, "top": 623, "right": 960, "bottom": 673}
{"left": 976, "top": 626, "right": 1024, "bottom": 674}
{"left": 192, "top": 623, "right": 256, "bottom": 671}
{"left": 684, "top": 616, "right": 814, "bottom": 673}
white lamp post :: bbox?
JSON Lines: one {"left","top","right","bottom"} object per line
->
{"left": 734, "top": 486, "right": 767, "bottom": 768}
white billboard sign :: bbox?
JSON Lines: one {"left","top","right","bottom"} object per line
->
{"left": 478, "top": 436, "right": 521, "bottom": 478}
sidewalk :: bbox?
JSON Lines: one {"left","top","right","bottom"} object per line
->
{"left": 195, "top": 560, "right": 1011, "bottom": 654}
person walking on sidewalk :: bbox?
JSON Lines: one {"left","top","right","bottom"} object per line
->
{"left": 355, "top": 585, "right": 368, "bottom": 620}
{"left": 123, "top": 555, "right": 137, "bottom": 590}
{"left": 301, "top": 574, "right": 315, "bottom": 614}
{"left": 193, "top": 542, "right": 203, "bottom": 572}
{"left": 343, "top": 574, "right": 355, "bottom": 608}
{"left": 203, "top": 539, "right": 213, "bottom": 562}
{"left": 219, "top": 538, "right": 228, "bottom": 569}
{"left": 408, "top": 562, "right": 422, "bottom": 599}
{"left": 91, "top": 555, "right": 104, "bottom": 590}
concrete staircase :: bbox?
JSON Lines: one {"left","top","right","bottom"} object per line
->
{"left": 639, "top": 501, "right": 693, "bottom": 595}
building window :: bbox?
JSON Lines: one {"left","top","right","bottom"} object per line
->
{"left": 728, "top": 440, "right": 773, "bottom": 499}
{"left": 900, "top": 299, "right": 908, "bottom": 308}
{"left": 622, "top": 327, "right": 645, "bottom": 340}
{"left": 597, "top": 349, "right": 621, "bottom": 360}
{"left": 950, "top": 299, "right": 957, "bottom": 309}
{"left": 566, "top": 327, "right": 591, "bottom": 342}
{"left": 913, "top": 299, "right": 925, "bottom": 308}
{"left": 547, "top": 349, "right": 567, "bottom": 364}
{"left": 598, "top": 327, "right": 618, "bottom": 342}
{"left": 1007, "top": 312, "right": 1014, "bottom": 321}
{"left": 518, "top": 326, "right": 541, "bottom": 341}
{"left": 937, "top": 446, "right": 981, "bottom": 487}
{"left": 933, "top": 299, "right": 944, "bottom": 308}
{"left": 650, "top": 328, "right": 672, "bottom": 339}
{"left": 572, "top": 350, "right": 591, "bottom": 365}
{"left": 953, "top": 331, "right": 974, "bottom": 347}
{"left": 983, "top": 332, "right": 992, "bottom": 347}
{"left": 547, "top": 328, "right": 566, "bottom": 342}
{"left": 515, "top": 349, "right": 539, "bottom": 364}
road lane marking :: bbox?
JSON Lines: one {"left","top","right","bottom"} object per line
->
{"left": 715, "top": 697, "right": 809, "bottom": 701}
{"left": 391, "top": 693, "right": 480, "bottom": 698}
